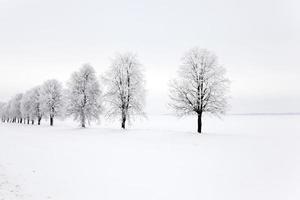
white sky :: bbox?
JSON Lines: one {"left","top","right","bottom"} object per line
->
{"left": 0, "top": 0, "right": 299, "bottom": 114}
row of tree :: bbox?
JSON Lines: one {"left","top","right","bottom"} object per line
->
{"left": 0, "top": 48, "right": 229, "bottom": 133}
{"left": 0, "top": 53, "right": 145, "bottom": 129}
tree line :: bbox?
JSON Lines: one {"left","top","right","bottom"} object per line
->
{"left": 0, "top": 48, "right": 229, "bottom": 133}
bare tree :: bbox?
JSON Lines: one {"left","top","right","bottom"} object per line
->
{"left": 41, "top": 79, "right": 65, "bottom": 126}
{"left": 29, "top": 86, "right": 44, "bottom": 125}
{"left": 9, "top": 93, "right": 23, "bottom": 123}
{"left": 6, "top": 99, "right": 13, "bottom": 123}
{"left": 102, "top": 53, "right": 146, "bottom": 129}
{"left": 66, "top": 64, "right": 103, "bottom": 128}
{"left": 0, "top": 102, "right": 6, "bottom": 122}
{"left": 169, "top": 47, "right": 229, "bottom": 133}
{"left": 4, "top": 102, "right": 10, "bottom": 123}
{"left": 21, "top": 90, "right": 33, "bottom": 124}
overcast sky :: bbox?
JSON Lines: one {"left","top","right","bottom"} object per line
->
{"left": 0, "top": 0, "right": 299, "bottom": 114}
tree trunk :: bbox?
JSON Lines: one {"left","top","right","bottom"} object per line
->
{"left": 27, "top": 118, "right": 30, "bottom": 124}
{"left": 121, "top": 113, "right": 126, "bottom": 129}
{"left": 121, "top": 119, "right": 125, "bottom": 129}
{"left": 81, "top": 116, "right": 85, "bottom": 128}
{"left": 38, "top": 117, "right": 42, "bottom": 125}
{"left": 50, "top": 116, "right": 54, "bottom": 126}
{"left": 197, "top": 112, "right": 202, "bottom": 133}
{"left": 81, "top": 96, "right": 87, "bottom": 128}
{"left": 81, "top": 111, "right": 86, "bottom": 128}
{"left": 31, "top": 120, "right": 34, "bottom": 125}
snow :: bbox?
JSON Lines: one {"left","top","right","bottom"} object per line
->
{"left": 0, "top": 115, "right": 300, "bottom": 200}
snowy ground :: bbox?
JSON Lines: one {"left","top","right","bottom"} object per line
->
{"left": 0, "top": 114, "right": 300, "bottom": 200}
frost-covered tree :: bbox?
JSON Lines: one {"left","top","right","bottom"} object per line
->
{"left": 7, "top": 99, "right": 14, "bottom": 123}
{"left": 102, "top": 53, "right": 146, "bottom": 129}
{"left": 41, "top": 79, "right": 65, "bottom": 126}
{"left": 29, "top": 86, "right": 44, "bottom": 125}
{"left": 21, "top": 90, "right": 33, "bottom": 124}
{"left": 5, "top": 100, "right": 13, "bottom": 123}
{"left": 169, "top": 48, "right": 229, "bottom": 133}
{"left": 4, "top": 103, "right": 10, "bottom": 122}
{"left": 9, "top": 93, "right": 23, "bottom": 123}
{"left": 0, "top": 102, "right": 7, "bottom": 122}
{"left": 66, "top": 64, "right": 102, "bottom": 128}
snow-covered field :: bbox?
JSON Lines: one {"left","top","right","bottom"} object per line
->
{"left": 0, "top": 114, "right": 300, "bottom": 200}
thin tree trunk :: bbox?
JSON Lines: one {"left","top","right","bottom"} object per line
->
{"left": 27, "top": 118, "right": 30, "bottom": 124}
{"left": 50, "top": 107, "right": 54, "bottom": 126}
{"left": 121, "top": 113, "right": 126, "bottom": 129}
{"left": 197, "top": 112, "right": 202, "bottom": 134}
{"left": 81, "top": 113, "right": 86, "bottom": 128}
{"left": 121, "top": 119, "right": 126, "bottom": 129}
{"left": 31, "top": 120, "right": 34, "bottom": 125}
{"left": 50, "top": 116, "right": 54, "bottom": 126}
{"left": 38, "top": 116, "right": 42, "bottom": 125}
{"left": 81, "top": 96, "right": 86, "bottom": 128}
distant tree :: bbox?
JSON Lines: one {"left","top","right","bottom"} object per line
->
{"left": 21, "top": 90, "right": 33, "bottom": 124}
{"left": 66, "top": 64, "right": 103, "bottom": 128}
{"left": 29, "top": 86, "right": 44, "bottom": 125}
{"left": 7, "top": 99, "right": 14, "bottom": 123}
{"left": 169, "top": 47, "right": 229, "bottom": 133}
{"left": 9, "top": 93, "right": 23, "bottom": 123}
{"left": 102, "top": 53, "right": 146, "bottom": 129}
{"left": 41, "top": 79, "right": 65, "bottom": 126}
{"left": 5, "top": 100, "right": 13, "bottom": 123}
{"left": 4, "top": 102, "right": 10, "bottom": 123}
{"left": 0, "top": 102, "right": 6, "bottom": 122}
